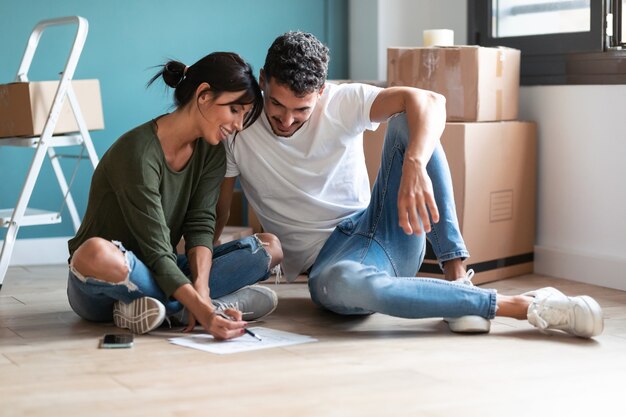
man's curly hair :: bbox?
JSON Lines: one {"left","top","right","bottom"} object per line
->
{"left": 263, "top": 31, "right": 329, "bottom": 96}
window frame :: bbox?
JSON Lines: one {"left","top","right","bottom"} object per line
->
{"left": 468, "top": 0, "right": 626, "bottom": 85}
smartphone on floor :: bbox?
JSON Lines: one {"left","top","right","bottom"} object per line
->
{"left": 100, "top": 333, "right": 134, "bottom": 349}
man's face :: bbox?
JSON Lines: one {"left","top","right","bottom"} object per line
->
{"left": 260, "top": 72, "right": 323, "bottom": 137}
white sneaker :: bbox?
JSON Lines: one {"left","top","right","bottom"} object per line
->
{"left": 212, "top": 285, "right": 278, "bottom": 321}
{"left": 444, "top": 270, "right": 491, "bottom": 334}
{"left": 113, "top": 297, "right": 166, "bottom": 335}
{"left": 525, "top": 287, "right": 604, "bottom": 338}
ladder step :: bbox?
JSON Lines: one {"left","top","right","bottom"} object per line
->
{"left": 0, "top": 208, "right": 62, "bottom": 227}
{"left": 0, "top": 134, "right": 83, "bottom": 148}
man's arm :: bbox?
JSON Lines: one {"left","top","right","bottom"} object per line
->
{"left": 369, "top": 86, "right": 447, "bottom": 236}
{"left": 214, "top": 176, "right": 237, "bottom": 245}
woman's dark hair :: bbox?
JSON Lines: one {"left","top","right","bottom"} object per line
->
{"left": 263, "top": 31, "right": 329, "bottom": 96}
{"left": 147, "top": 52, "right": 263, "bottom": 130}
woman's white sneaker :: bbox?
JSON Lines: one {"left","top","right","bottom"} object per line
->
{"left": 113, "top": 296, "right": 166, "bottom": 335}
{"left": 525, "top": 287, "right": 604, "bottom": 338}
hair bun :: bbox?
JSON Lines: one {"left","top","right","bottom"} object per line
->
{"left": 162, "top": 61, "right": 187, "bottom": 88}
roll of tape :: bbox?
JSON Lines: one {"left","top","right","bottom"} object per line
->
{"left": 423, "top": 29, "right": 454, "bottom": 47}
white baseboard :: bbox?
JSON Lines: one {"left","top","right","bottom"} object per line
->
{"left": 4, "top": 239, "right": 626, "bottom": 291}
{"left": 535, "top": 245, "right": 626, "bottom": 291}
{"left": 1, "top": 237, "right": 71, "bottom": 266}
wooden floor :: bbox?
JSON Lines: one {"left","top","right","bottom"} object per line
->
{"left": 1, "top": 265, "right": 625, "bottom": 417}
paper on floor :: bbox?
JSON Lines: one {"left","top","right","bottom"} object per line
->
{"left": 168, "top": 327, "right": 317, "bottom": 354}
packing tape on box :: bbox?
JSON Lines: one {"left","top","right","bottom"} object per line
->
{"left": 495, "top": 49, "right": 505, "bottom": 121}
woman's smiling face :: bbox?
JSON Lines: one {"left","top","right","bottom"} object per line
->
{"left": 197, "top": 90, "right": 252, "bottom": 144}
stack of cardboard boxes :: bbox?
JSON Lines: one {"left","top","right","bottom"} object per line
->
{"left": 383, "top": 45, "right": 537, "bottom": 284}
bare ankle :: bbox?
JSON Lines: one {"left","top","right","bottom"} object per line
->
{"left": 442, "top": 258, "right": 466, "bottom": 281}
{"left": 496, "top": 295, "right": 532, "bottom": 320}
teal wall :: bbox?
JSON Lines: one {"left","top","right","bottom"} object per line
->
{"left": 0, "top": 0, "right": 348, "bottom": 239}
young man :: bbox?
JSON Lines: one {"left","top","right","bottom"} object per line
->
{"left": 216, "top": 31, "right": 604, "bottom": 338}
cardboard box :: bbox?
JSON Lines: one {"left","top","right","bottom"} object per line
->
{"left": 363, "top": 122, "right": 387, "bottom": 190}
{"left": 0, "top": 79, "right": 104, "bottom": 138}
{"left": 417, "top": 121, "right": 537, "bottom": 284}
{"left": 387, "top": 46, "right": 520, "bottom": 122}
{"left": 227, "top": 188, "right": 264, "bottom": 233}
{"left": 247, "top": 206, "right": 263, "bottom": 234}
{"left": 219, "top": 226, "right": 253, "bottom": 244}
{"left": 227, "top": 189, "right": 245, "bottom": 226}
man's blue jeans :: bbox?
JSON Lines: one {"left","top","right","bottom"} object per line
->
{"left": 308, "top": 113, "right": 497, "bottom": 319}
{"left": 67, "top": 235, "right": 272, "bottom": 322}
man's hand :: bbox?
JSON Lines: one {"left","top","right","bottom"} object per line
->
{"left": 397, "top": 157, "right": 439, "bottom": 235}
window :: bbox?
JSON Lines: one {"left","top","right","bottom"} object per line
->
{"left": 610, "top": 0, "right": 626, "bottom": 45}
{"left": 468, "top": 0, "right": 626, "bottom": 85}
{"left": 494, "top": 0, "right": 591, "bottom": 37}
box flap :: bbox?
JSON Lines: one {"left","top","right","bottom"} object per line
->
{"left": 0, "top": 83, "right": 35, "bottom": 137}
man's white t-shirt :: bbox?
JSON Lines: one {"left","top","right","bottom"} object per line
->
{"left": 225, "top": 82, "right": 382, "bottom": 281}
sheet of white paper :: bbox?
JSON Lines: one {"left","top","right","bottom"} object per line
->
{"left": 168, "top": 327, "right": 317, "bottom": 354}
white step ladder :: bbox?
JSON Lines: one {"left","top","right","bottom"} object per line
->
{"left": 0, "top": 16, "right": 99, "bottom": 289}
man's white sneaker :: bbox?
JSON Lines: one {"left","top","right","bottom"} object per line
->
{"left": 444, "top": 269, "right": 491, "bottom": 334}
{"left": 525, "top": 287, "right": 604, "bottom": 338}
{"left": 113, "top": 296, "right": 166, "bottom": 335}
{"left": 212, "top": 285, "right": 278, "bottom": 321}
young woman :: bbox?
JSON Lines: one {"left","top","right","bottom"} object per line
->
{"left": 67, "top": 52, "right": 283, "bottom": 340}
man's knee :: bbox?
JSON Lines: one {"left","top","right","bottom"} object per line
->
{"left": 387, "top": 112, "right": 408, "bottom": 133}
{"left": 313, "top": 260, "right": 366, "bottom": 300}
{"left": 383, "top": 112, "right": 411, "bottom": 153}
{"left": 310, "top": 260, "right": 377, "bottom": 315}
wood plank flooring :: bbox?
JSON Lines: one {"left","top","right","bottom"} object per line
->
{"left": 1, "top": 265, "right": 625, "bottom": 417}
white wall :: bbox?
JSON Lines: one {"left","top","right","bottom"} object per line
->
{"left": 349, "top": 0, "right": 626, "bottom": 290}
{"left": 349, "top": 0, "right": 379, "bottom": 80}
{"left": 349, "top": 0, "right": 467, "bottom": 80}
{"left": 519, "top": 86, "right": 626, "bottom": 290}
